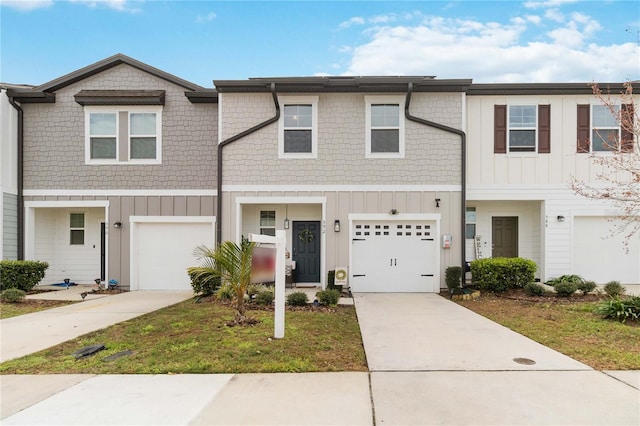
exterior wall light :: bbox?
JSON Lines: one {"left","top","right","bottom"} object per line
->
{"left": 334, "top": 220, "right": 340, "bottom": 232}
{"left": 557, "top": 215, "right": 565, "bottom": 222}
{"left": 113, "top": 221, "right": 122, "bottom": 229}
{"left": 435, "top": 198, "right": 441, "bottom": 208}
{"left": 389, "top": 209, "right": 398, "bottom": 215}
{"left": 284, "top": 218, "right": 290, "bottom": 229}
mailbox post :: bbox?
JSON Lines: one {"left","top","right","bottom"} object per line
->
{"left": 248, "top": 230, "right": 286, "bottom": 338}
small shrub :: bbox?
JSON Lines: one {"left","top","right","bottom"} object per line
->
{"left": 216, "top": 282, "right": 235, "bottom": 301}
{"left": 595, "top": 296, "right": 640, "bottom": 323}
{"left": 286, "top": 292, "right": 308, "bottom": 306}
{"left": 445, "top": 266, "right": 462, "bottom": 293}
{"left": 254, "top": 289, "right": 275, "bottom": 305}
{"left": 604, "top": 281, "right": 625, "bottom": 297}
{"left": 0, "top": 260, "right": 49, "bottom": 292}
{"left": 546, "top": 274, "right": 585, "bottom": 286}
{"left": 524, "top": 282, "right": 547, "bottom": 297}
{"left": 316, "top": 289, "right": 341, "bottom": 306}
{"left": 187, "top": 270, "right": 221, "bottom": 296}
{"left": 554, "top": 281, "right": 577, "bottom": 297}
{"left": 0, "top": 288, "right": 26, "bottom": 303}
{"left": 577, "top": 280, "right": 597, "bottom": 295}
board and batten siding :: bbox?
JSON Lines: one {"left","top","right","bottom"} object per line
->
{"left": 2, "top": 192, "right": 18, "bottom": 259}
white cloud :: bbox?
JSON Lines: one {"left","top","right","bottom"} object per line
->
{"left": 69, "top": 0, "right": 141, "bottom": 13}
{"left": 196, "top": 12, "right": 216, "bottom": 23}
{"left": 339, "top": 13, "right": 639, "bottom": 82}
{"left": 544, "top": 8, "right": 565, "bottom": 22}
{"left": 524, "top": 0, "right": 579, "bottom": 10}
{"left": 0, "top": 0, "right": 53, "bottom": 11}
{"left": 339, "top": 16, "right": 365, "bottom": 29}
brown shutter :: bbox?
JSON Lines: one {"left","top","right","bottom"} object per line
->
{"left": 538, "top": 104, "right": 550, "bottom": 153}
{"left": 494, "top": 105, "right": 507, "bottom": 154}
{"left": 577, "top": 104, "right": 590, "bottom": 153}
{"left": 621, "top": 104, "right": 634, "bottom": 152}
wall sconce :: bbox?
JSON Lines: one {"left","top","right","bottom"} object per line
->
{"left": 557, "top": 215, "right": 565, "bottom": 222}
{"left": 334, "top": 220, "right": 341, "bottom": 232}
{"left": 284, "top": 218, "right": 290, "bottom": 229}
{"left": 435, "top": 198, "right": 441, "bottom": 208}
{"left": 389, "top": 209, "right": 398, "bottom": 215}
{"left": 113, "top": 221, "right": 122, "bottom": 229}
{"left": 284, "top": 205, "right": 289, "bottom": 229}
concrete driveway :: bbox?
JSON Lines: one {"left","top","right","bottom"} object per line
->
{"left": 354, "top": 293, "right": 640, "bottom": 425}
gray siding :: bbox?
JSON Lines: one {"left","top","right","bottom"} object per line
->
{"left": 221, "top": 92, "right": 463, "bottom": 186}
{"left": 2, "top": 192, "right": 18, "bottom": 259}
{"left": 22, "top": 64, "right": 217, "bottom": 190}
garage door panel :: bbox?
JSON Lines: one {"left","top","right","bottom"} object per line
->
{"left": 135, "top": 222, "right": 215, "bottom": 291}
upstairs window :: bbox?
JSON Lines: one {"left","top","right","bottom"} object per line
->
{"left": 85, "top": 106, "right": 162, "bottom": 164}
{"left": 278, "top": 96, "right": 318, "bottom": 158}
{"left": 70, "top": 213, "right": 85, "bottom": 245}
{"left": 494, "top": 104, "right": 550, "bottom": 154}
{"left": 366, "top": 96, "right": 405, "bottom": 158}
{"left": 577, "top": 104, "right": 633, "bottom": 153}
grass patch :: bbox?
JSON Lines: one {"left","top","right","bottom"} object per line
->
{"left": 1, "top": 300, "right": 76, "bottom": 319}
{"left": 0, "top": 298, "right": 367, "bottom": 374}
{"left": 458, "top": 294, "right": 640, "bottom": 370}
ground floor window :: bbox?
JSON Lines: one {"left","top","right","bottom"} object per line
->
{"left": 465, "top": 207, "right": 476, "bottom": 239}
{"left": 70, "top": 212, "right": 85, "bottom": 245}
{"left": 259, "top": 210, "right": 276, "bottom": 236}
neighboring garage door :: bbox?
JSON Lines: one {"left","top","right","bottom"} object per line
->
{"left": 351, "top": 220, "right": 438, "bottom": 292}
{"left": 573, "top": 216, "right": 640, "bottom": 284}
{"left": 134, "top": 221, "right": 215, "bottom": 290}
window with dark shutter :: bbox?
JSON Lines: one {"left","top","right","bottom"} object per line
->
{"left": 538, "top": 105, "right": 551, "bottom": 153}
{"left": 494, "top": 105, "right": 507, "bottom": 153}
{"left": 577, "top": 104, "right": 590, "bottom": 153}
{"left": 621, "top": 104, "right": 634, "bottom": 152}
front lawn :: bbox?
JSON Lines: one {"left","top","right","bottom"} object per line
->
{"left": 1, "top": 300, "right": 76, "bottom": 319}
{"left": 457, "top": 292, "right": 640, "bottom": 370}
{"left": 0, "top": 298, "right": 367, "bottom": 374}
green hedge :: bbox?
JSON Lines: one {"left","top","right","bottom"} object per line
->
{"left": 0, "top": 260, "right": 49, "bottom": 292}
{"left": 470, "top": 257, "right": 537, "bottom": 292}
{"left": 187, "top": 270, "right": 221, "bottom": 296}
{"left": 445, "top": 266, "right": 463, "bottom": 292}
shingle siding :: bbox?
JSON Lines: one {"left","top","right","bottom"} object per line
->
{"left": 2, "top": 192, "right": 18, "bottom": 260}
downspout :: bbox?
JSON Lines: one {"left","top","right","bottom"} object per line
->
{"left": 7, "top": 95, "right": 24, "bottom": 260}
{"left": 405, "top": 82, "right": 467, "bottom": 282}
{"left": 216, "top": 83, "right": 280, "bottom": 245}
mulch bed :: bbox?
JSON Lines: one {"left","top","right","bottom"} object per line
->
{"left": 12, "top": 299, "right": 73, "bottom": 308}
{"left": 195, "top": 295, "right": 342, "bottom": 313}
{"left": 451, "top": 287, "right": 608, "bottom": 304}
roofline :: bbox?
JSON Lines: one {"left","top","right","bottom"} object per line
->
{"left": 6, "top": 88, "right": 55, "bottom": 103}
{"left": 467, "top": 82, "right": 632, "bottom": 95}
{"left": 214, "top": 77, "right": 473, "bottom": 93}
{"left": 34, "top": 53, "right": 205, "bottom": 93}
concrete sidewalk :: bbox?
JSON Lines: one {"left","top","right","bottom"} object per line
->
{"left": 1, "top": 290, "right": 192, "bottom": 362}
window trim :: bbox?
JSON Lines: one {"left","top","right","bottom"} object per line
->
{"left": 277, "top": 96, "right": 318, "bottom": 159}
{"left": 69, "top": 212, "right": 85, "bottom": 246}
{"left": 590, "top": 103, "right": 621, "bottom": 152}
{"left": 507, "top": 105, "right": 537, "bottom": 153}
{"left": 84, "top": 105, "right": 162, "bottom": 165}
{"left": 365, "top": 95, "right": 405, "bottom": 159}
{"left": 465, "top": 207, "right": 476, "bottom": 240}
{"left": 259, "top": 210, "right": 276, "bottom": 236}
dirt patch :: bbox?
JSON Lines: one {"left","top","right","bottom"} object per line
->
{"left": 444, "top": 288, "right": 608, "bottom": 304}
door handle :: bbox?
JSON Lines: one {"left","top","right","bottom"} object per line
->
{"left": 394, "top": 258, "right": 397, "bottom": 266}
{"left": 390, "top": 258, "right": 393, "bottom": 266}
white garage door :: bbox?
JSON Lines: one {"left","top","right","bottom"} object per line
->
{"left": 134, "top": 221, "right": 215, "bottom": 291}
{"left": 351, "top": 220, "right": 438, "bottom": 292}
{"left": 573, "top": 217, "right": 640, "bottom": 284}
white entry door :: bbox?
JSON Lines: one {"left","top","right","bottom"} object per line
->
{"left": 133, "top": 220, "right": 215, "bottom": 291}
{"left": 350, "top": 220, "right": 438, "bottom": 292}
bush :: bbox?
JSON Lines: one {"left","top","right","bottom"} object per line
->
{"left": 188, "top": 270, "right": 221, "bottom": 296}
{"left": 554, "top": 281, "right": 577, "bottom": 297}
{"left": 595, "top": 296, "right": 640, "bottom": 323}
{"left": 577, "top": 280, "right": 597, "bottom": 295}
{"left": 524, "top": 282, "right": 547, "bottom": 297}
{"left": 0, "top": 288, "right": 26, "bottom": 303}
{"left": 604, "top": 281, "right": 626, "bottom": 297}
{"left": 0, "top": 260, "right": 49, "bottom": 292}
{"left": 546, "top": 274, "right": 585, "bottom": 286}
{"left": 254, "top": 289, "right": 274, "bottom": 305}
{"left": 286, "top": 292, "right": 308, "bottom": 306}
{"left": 445, "top": 266, "right": 462, "bottom": 293}
{"left": 316, "top": 289, "right": 341, "bottom": 306}
{"left": 470, "top": 257, "right": 537, "bottom": 292}
{"left": 216, "top": 282, "right": 235, "bottom": 301}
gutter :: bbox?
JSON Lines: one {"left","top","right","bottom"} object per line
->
{"left": 7, "top": 95, "right": 24, "bottom": 260}
{"left": 404, "top": 82, "right": 467, "bottom": 280}
{"left": 216, "top": 83, "right": 280, "bottom": 245}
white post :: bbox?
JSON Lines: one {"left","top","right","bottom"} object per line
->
{"left": 248, "top": 231, "right": 286, "bottom": 339}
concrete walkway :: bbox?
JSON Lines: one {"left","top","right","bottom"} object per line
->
{"left": 1, "top": 292, "right": 639, "bottom": 425}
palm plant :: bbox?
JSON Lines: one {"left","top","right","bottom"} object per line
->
{"left": 188, "top": 239, "right": 256, "bottom": 324}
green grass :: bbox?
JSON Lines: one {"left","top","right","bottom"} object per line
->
{"left": 1, "top": 300, "right": 76, "bottom": 319}
{"left": 0, "top": 298, "right": 367, "bottom": 374}
{"left": 458, "top": 295, "right": 640, "bottom": 370}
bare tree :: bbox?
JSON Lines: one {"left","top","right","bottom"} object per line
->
{"left": 571, "top": 82, "right": 640, "bottom": 249}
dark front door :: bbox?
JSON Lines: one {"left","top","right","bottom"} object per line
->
{"left": 292, "top": 221, "right": 321, "bottom": 283}
{"left": 492, "top": 217, "right": 518, "bottom": 258}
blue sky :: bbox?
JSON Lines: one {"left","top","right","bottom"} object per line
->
{"left": 1, "top": 0, "right": 639, "bottom": 87}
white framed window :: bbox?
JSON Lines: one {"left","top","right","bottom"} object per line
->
{"left": 84, "top": 106, "right": 162, "bottom": 164}
{"left": 365, "top": 96, "right": 405, "bottom": 158}
{"left": 465, "top": 207, "right": 476, "bottom": 239}
{"left": 508, "top": 105, "right": 537, "bottom": 152}
{"left": 591, "top": 104, "right": 620, "bottom": 152}
{"left": 259, "top": 210, "right": 276, "bottom": 236}
{"left": 278, "top": 96, "right": 318, "bottom": 159}
{"left": 70, "top": 212, "right": 85, "bottom": 245}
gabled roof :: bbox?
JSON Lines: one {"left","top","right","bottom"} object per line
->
{"left": 35, "top": 53, "right": 205, "bottom": 92}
